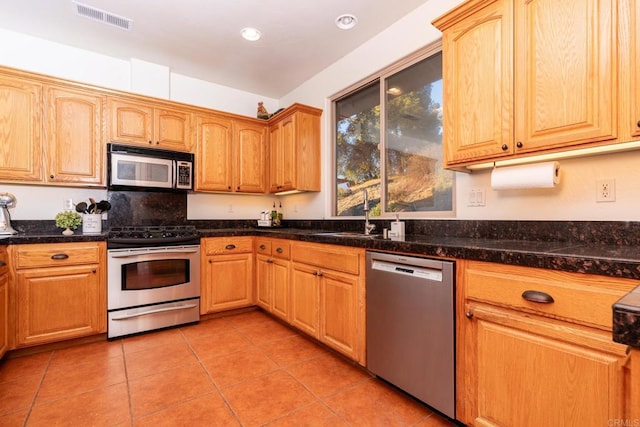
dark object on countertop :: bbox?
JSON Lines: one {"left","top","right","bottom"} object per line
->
{"left": 613, "top": 285, "right": 640, "bottom": 348}
{"left": 75, "top": 199, "right": 112, "bottom": 214}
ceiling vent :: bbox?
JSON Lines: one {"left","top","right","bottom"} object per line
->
{"left": 72, "top": 1, "right": 133, "bottom": 31}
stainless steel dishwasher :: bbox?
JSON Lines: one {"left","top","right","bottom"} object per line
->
{"left": 366, "top": 251, "right": 455, "bottom": 419}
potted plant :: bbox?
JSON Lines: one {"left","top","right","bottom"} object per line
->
{"left": 55, "top": 211, "right": 82, "bottom": 235}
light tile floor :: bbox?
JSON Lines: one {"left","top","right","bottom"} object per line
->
{"left": 0, "top": 310, "right": 457, "bottom": 426}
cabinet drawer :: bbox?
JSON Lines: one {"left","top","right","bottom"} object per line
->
{"left": 0, "top": 246, "right": 7, "bottom": 275}
{"left": 204, "top": 237, "right": 253, "bottom": 255}
{"left": 254, "top": 239, "right": 272, "bottom": 256}
{"left": 14, "top": 243, "right": 101, "bottom": 269}
{"left": 465, "top": 261, "right": 637, "bottom": 330}
{"left": 271, "top": 239, "right": 290, "bottom": 260}
{"left": 292, "top": 242, "right": 360, "bottom": 275}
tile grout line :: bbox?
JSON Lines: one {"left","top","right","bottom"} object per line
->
{"left": 22, "top": 350, "right": 54, "bottom": 427}
{"left": 177, "top": 326, "right": 246, "bottom": 426}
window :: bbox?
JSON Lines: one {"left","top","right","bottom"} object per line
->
{"left": 333, "top": 44, "right": 454, "bottom": 217}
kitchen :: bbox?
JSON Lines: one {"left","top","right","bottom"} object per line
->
{"left": 1, "top": 0, "right": 640, "bottom": 426}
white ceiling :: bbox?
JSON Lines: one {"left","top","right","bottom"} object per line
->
{"left": 0, "top": 0, "right": 429, "bottom": 98}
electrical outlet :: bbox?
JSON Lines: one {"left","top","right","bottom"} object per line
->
{"left": 596, "top": 179, "right": 616, "bottom": 202}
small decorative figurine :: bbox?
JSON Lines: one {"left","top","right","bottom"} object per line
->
{"left": 257, "top": 102, "right": 270, "bottom": 119}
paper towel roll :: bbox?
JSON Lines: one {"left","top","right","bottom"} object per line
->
{"left": 490, "top": 161, "right": 560, "bottom": 190}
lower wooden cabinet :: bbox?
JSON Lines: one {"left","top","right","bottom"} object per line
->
{"left": 458, "top": 260, "right": 637, "bottom": 426}
{"left": 290, "top": 242, "right": 365, "bottom": 363}
{"left": 12, "top": 242, "right": 106, "bottom": 348}
{"left": 201, "top": 237, "right": 254, "bottom": 314}
{"left": 255, "top": 238, "right": 290, "bottom": 321}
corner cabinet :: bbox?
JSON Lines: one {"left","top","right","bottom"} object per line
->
{"left": 457, "top": 260, "right": 637, "bottom": 426}
{"left": 434, "top": 0, "right": 617, "bottom": 167}
{"left": 201, "top": 237, "right": 254, "bottom": 313}
{"left": 290, "top": 242, "right": 365, "bottom": 363}
{"left": 268, "top": 104, "right": 322, "bottom": 193}
{"left": 108, "top": 97, "right": 193, "bottom": 152}
{"left": 11, "top": 242, "right": 106, "bottom": 348}
{"left": 255, "top": 238, "right": 291, "bottom": 321}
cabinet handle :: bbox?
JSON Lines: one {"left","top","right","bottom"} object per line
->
{"left": 501, "top": 144, "right": 508, "bottom": 151}
{"left": 51, "top": 253, "right": 69, "bottom": 260}
{"left": 259, "top": 244, "right": 267, "bottom": 250}
{"left": 237, "top": 186, "right": 240, "bottom": 191}
{"left": 637, "top": 120, "right": 640, "bottom": 128}
{"left": 317, "top": 270, "right": 323, "bottom": 277}
{"left": 516, "top": 141, "right": 523, "bottom": 148}
{"left": 49, "top": 174, "right": 55, "bottom": 179}
{"left": 276, "top": 247, "right": 283, "bottom": 254}
{"left": 225, "top": 244, "right": 236, "bottom": 250}
{"left": 228, "top": 186, "right": 232, "bottom": 190}
{"left": 0, "top": 261, "right": 5, "bottom": 267}
{"left": 267, "top": 259, "right": 274, "bottom": 264}
{"left": 92, "top": 269, "right": 96, "bottom": 274}
{"left": 465, "top": 311, "right": 474, "bottom": 319}
{"left": 148, "top": 140, "right": 153, "bottom": 145}
{"left": 312, "top": 271, "right": 318, "bottom": 276}
{"left": 521, "top": 290, "right": 555, "bottom": 304}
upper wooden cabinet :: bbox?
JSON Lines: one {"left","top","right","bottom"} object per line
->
{"left": 0, "top": 76, "right": 43, "bottom": 182}
{"left": 268, "top": 104, "right": 322, "bottom": 194}
{"left": 434, "top": 0, "right": 617, "bottom": 167}
{"left": 45, "top": 86, "right": 104, "bottom": 185}
{"left": 108, "top": 97, "right": 192, "bottom": 152}
{"left": 195, "top": 113, "right": 267, "bottom": 193}
{"left": 621, "top": 0, "right": 640, "bottom": 140}
{"left": 0, "top": 74, "right": 104, "bottom": 186}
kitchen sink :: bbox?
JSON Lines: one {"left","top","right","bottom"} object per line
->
{"left": 312, "top": 231, "right": 380, "bottom": 239}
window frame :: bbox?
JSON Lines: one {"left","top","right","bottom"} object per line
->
{"left": 330, "top": 40, "right": 455, "bottom": 219}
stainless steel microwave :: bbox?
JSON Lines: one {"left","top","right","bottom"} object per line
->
{"left": 107, "top": 143, "right": 194, "bottom": 192}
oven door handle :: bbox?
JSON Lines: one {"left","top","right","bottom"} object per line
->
{"left": 111, "top": 303, "right": 199, "bottom": 320}
{"left": 109, "top": 247, "right": 200, "bottom": 258}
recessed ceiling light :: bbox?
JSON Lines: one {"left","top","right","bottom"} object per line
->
{"left": 335, "top": 14, "right": 358, "bottom": 30}
{"left": 241, "top": 27, "right": 262, "bottom": 41}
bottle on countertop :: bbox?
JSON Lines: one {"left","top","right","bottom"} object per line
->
{"left": 271, "top": 202, "right": 280, "bottom": 227}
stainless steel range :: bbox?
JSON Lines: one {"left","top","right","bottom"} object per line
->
{"left": 107, "top": 225, "right": 201, "bottom": 339}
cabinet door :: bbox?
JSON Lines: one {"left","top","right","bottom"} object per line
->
{"left": 234, "top": 121, "right": 267, "bottom": 193}
{"left": 465, "top": 303, "right": 628, "bottom": 427}
{"left": 290, "top": 262, "right": 320, "bottom": 338}
{"left": 45, "top": 86, "right": 104, "bottom": 185}
{"left": 15, "top": 265, "right": 104, "bottom": 347}
{"left": 255, "top": 254, "right": 272, "bottom": 310}
{"left": 630, "top": 0, "right": 640, "bottom": 138}
{"left": 439, "top": 0, "right": 513, "bottom": 166}
{"left": 268, "top": 123, "right": 282, "bottom": 192}
{"left": 108, "top": 98, "right": 154, "bottom": 145}
{"left": 320, "top": 269, "right": 358, "bottom": 359}
{"left": 202, "top": 253, "right": 254, "bottom": 313}
{"left": 271, "top": 257, "right": 290, "bottom": 321}
{"left": 0, "top": 273, "right": 8, "bottom": 358}
{"left": 269, "top": 115, "right": 296, "bottom": 193}
{"left": 514, "top": 0, "right": 616, "bottom": 151}
{"left": 0, "top": 76, "right": 43, "bottom": 182}
{"left": 155, "top": 108, "right": 192, "bottom": 152}
{"left": 195, "top": 114, "right": 233, "bottom": 192}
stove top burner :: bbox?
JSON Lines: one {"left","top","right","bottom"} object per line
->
{"left": 108, "top": 225, "right": 200, "bottom": 248}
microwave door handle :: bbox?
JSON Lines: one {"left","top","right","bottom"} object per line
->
{"left": 172, "top": 160, "right": 177, "bottom": 188}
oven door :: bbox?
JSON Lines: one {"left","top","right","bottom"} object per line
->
{"left": 109, "top": 152, "right": 175, "bottom": 190}
{"left": 107, "top": 245, "right": 200, "bottom": 311}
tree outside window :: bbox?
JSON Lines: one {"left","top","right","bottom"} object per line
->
{"left": 334, "top": 49, "right": 454, "bottom": 217}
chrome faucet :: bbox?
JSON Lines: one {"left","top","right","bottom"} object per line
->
{"left": 363, "top": 189, "right": 376, "bottom": 235}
